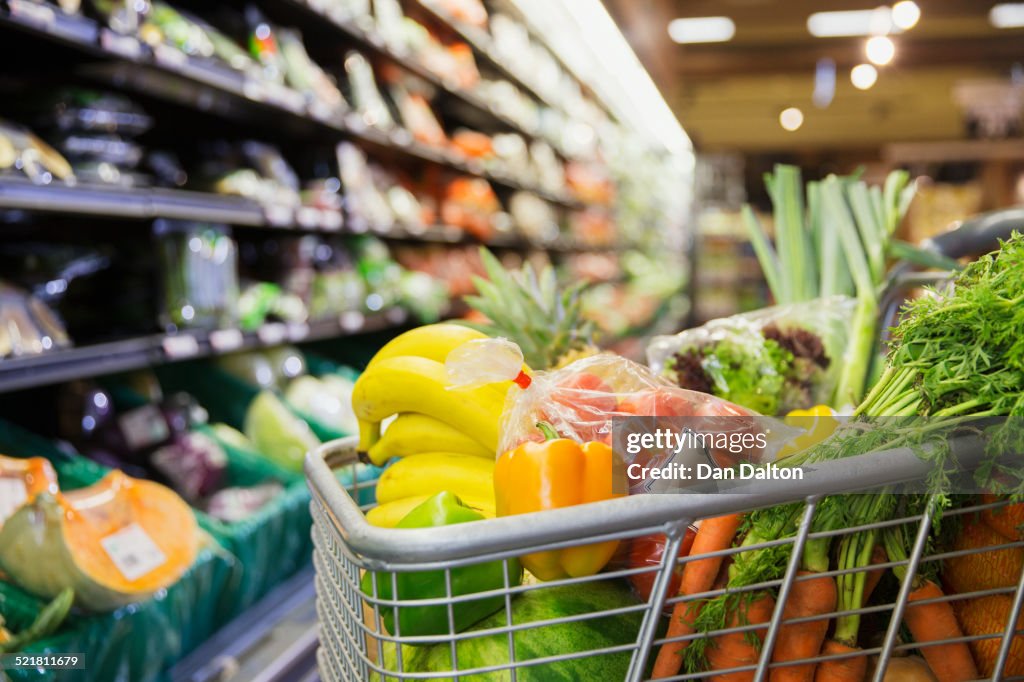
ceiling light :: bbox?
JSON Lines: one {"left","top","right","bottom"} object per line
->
{"left": 990, "top": 3, "right": 1024, "bottom": 28}
{"left": 891, "top": 1, "right": 921, "bottom": 30}
{"left": 851, "top": 63, "right": 879, "bottom": 90}
{"left": 779, "top": 107, "right": 804, "bottom": 132}
{"left": 807, "top": 8, "right": 895, "bottom": 37}
{"left": 866, "top": 36, "right": 896, "bottom": 65}
{"left": 668, "top": 17, "right": 736, "bottom": 44}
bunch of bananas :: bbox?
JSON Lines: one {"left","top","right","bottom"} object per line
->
{"left": 352, "top": 324, "right": 511, "bottom": 527}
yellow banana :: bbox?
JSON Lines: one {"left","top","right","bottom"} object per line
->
{"left": 365, "top": 324, "right": 488, "bottom": 370}
{"left": 352, "top": 356, "right": 502, "bottom": 452}
{"left": 367, "top": 413, "right": 493, "bottom": 465}
{"left": 365, "top": 493, "right": 495, "bottom": 527}
{"left": 375, "top": 452, "right": 495, "bottom": 504}
{"left": 357, "top": 418, "right": 381, "bottom": 454}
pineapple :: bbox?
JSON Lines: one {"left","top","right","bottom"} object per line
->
{"left": 464, "top": 249, "right": 598, "bottom": 370}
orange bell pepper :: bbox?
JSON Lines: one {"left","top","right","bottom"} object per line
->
{"left": 494, "top": 423, "right": 624, "bottom": 581}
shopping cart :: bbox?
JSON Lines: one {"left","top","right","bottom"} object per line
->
{"left": 306, "top": 210, "right": 1024, "bottom": 682}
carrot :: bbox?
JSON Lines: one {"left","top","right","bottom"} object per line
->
{"left": 707, "top": 594, "right": 776, "bottom": 682}
{"left": 903, "top": 580, "right": 979, "bottom": 682}
{"left": 813, "top": 640, "right": 868, "bottom": 682}
{"left": 861, "top": 544, "right": 888, "bottom": 604}
{"left": 769, "top": 571, "right": 837, "bottom": 682}
{"left": 652, "top": 513, "right": 744, "bottom": 678}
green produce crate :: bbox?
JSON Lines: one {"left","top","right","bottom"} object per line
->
{"left": 155, "top": 359, "right": 350, "bottom": 442}
{"left": 197, "top": 425, "right": 313, "bottom": 610}
{"left": 153, "top": 360, "right": 382, "bottom": 505}
{"left": 2, "top": 545, "right": 237, "bottom": 682}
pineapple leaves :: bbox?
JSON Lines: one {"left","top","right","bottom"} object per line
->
{"left": 462, "top": 248, "right": 595, "bottom": 369}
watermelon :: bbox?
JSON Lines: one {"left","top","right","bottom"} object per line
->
{"left": 380, "top": 580, "right": 644, "bottom": 681}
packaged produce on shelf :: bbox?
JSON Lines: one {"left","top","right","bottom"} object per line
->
{"left": 277, "top": 28, "right": 348, "bottom": 117}
{"left": 429, "top": 0, "right": 488, "bottom": 28}
{"left": 140, "top": 3, "right": 258, "bottom": 77}
{"left": 202, "top": 140, "right": 302, "bottom": 209}
{"left": 0, "top": 119, "right": 75, "bottom": 185}
{"left": 509, "top": 191, "right": 559, "bottom": 242}
{"left": 361, "top": 492, "right": 519, "bottom": 636}
{"left": 308, "top": 239, "right": 366, "bottom": 321}
{"left": 530, "top": 141, "right": 567, "bottom": 194}
{"left": 647, "top": 297, "right": 856, "bottom": 417}
{"left": 476, "top": 78, "right": 540, "bottom": 133}
{"left": 387, "top": 78, "right": 447, "bottom": 148}
{"left": 0, "top": 281, "right": 72, "bottom": 360}
{"left": 566, "top": 159, "right": 615, "bottom": 206}
{"left": 565, "top": 252, "right": 621, "bottom": 284}
{"left": 440, "top": 176, "right": 500, "bottom": 239}
{"left": 451, "top": 128, "right": 493, "bottom": 162}
{"left": 569, "top": 208, "right": 616, "bottom": 246}
{"left": 391, "top": 244, "right": 484, "bottom": 297}
{"left": 337, "top": 142, "right": 400, "bottom": 229}
{"left": 372, "top": 0, "right": 406, "bottom": 53}
{"left": 243, "top": 6, "right": 289, "bottom": 85}
{"left": 344, "top": 51, "right": 396, "bottom": 129}
{"left": 156, "top": 221, "right": 240, "bottom": 331}
{"left": 217, "top": 346, "right": 306, "bottom": 391}
{"left": 88, "top": 0, "right": 145, "bottom": 36}
{"left": 237, "top": 281, "right": 308, "bottom": 329}
{"left": 0, "top": 469, "right": 199, "bottom": 611}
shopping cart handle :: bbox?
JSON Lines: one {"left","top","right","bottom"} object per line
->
{"left": 926, "top": 206, "right": 1024, "bottom": 259}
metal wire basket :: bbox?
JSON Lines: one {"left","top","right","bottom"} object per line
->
{"left": 306, "top": 435, "right": 1024, "bottom": 681}
{"left": 306, "top": 212, "right": 1024, "bottom": 681}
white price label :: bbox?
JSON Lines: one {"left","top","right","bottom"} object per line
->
{"left": 101, "top": 523, "right": 167, "bottom": 581}
{"left": 287, "top": 323, "right": 310, "bottom": 342}
{"left": 0, "top": 479, "right": 29, "bottom": 525}
{"left": 209, "top": 328, "right": 243, "bottom": 352}
{"left": 100, "top": 30, "right": 142, "bottom": 58}
{"left": 8, "top": 0, "right": 55, "bottom": 29}
{"left": 162, "top": 334, "right": 200, "bottom": 359}
{"left": 258, "top": 323, "right": 287, "bottom": 346}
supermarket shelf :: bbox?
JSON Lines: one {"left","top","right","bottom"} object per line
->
{"left": 412, "top": 0, "right": 568, "bottom": 118}
{"left": 0, "top": 6, "right": 584, "bottom": 211}
{"left": 267, "top": 0, "right": 567, "bottom": 154}
{"left": 170, "top": 566, "right": 319, "bottom": 682}
{"left": 0, "top": 178, "right": 621, "bottom": 252}
{"left": 0, "top": 309, "right": 409, "bottom": 394}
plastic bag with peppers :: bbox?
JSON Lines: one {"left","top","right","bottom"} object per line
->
{"left": 447, "top": 342, "right": 779, "bottom": 585}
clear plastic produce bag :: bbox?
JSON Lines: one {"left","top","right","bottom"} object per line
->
{"left": 449, "top": 342, "right": 782, "bottom": 495}
{"left": 647, "top": 296, "right": 856, "bottom": 416}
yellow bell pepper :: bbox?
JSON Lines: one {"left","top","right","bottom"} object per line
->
{"left": 494, "top": 423, "right": 623, "bottom": 581}
{"left": 777, "top": 405, "right": 839, "bottom": 460}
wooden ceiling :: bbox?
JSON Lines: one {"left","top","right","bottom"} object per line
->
{"left": 603, "top": 0, "right": 1024, "bottom": 153}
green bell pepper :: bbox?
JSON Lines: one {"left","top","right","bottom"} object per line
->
{"left": 360, "top": 492, "right": 522, "bottom": 640}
